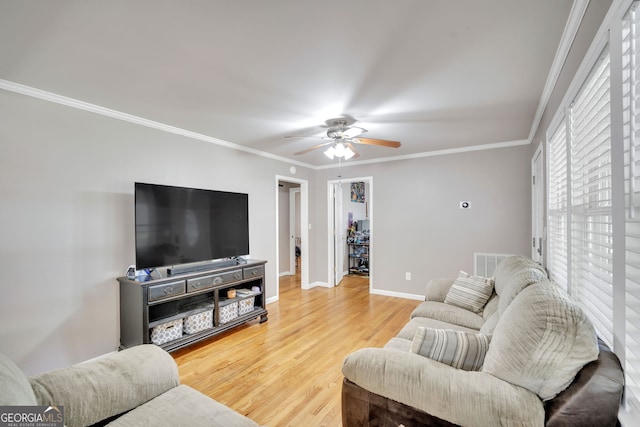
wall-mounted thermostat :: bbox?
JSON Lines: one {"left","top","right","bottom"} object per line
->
{"left": 459, "top": 201, "right": 471, "bottom": 209}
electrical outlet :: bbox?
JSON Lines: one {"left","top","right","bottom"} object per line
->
{"left": 405, "top": 272, "right": 411, "bottom": 280}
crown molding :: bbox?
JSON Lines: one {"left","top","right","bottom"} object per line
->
{"left": 0, "top": 79, "right": 314, "bottom": 169}
{"left": 1, "top": 78, "right": 531, "bottom": 171}
{"left": 316, "top": 139, "right": 530, "bottom": 170}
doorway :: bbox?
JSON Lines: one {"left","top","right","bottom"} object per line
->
{"left": 276, "top": 176, "right": 309, "bottom": 300}
{"left": 327, "top": 177, "right": 373, "bottom": 289}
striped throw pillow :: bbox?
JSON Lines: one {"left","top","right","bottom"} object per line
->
{"left": 444, "top": 271, "right": 494, "bottom": 313}
{"left": 411, "top": 327, "right": 491, "bottom": 371}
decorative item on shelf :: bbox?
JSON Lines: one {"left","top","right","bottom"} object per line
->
{"left": 251, "top": 286, "right": 261, "bottom": 293}
{"left": 236, "top": 289, "right": 253, "bottom": 297}
{"left": 126, "top": 265, "right": 136, "bottom": 279}
{"left": 227, "top": 289, "right": 236, "bottom": 298}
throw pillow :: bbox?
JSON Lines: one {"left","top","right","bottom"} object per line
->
{"left": 444, "top": 271, "right": 494, "bottom": 313}
{"left": 411, "top": 327, "right": 491, "bottom": 371}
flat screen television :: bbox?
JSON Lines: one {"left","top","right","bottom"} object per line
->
{"left": 134, "top": 182, "right": 249, "bottom": 271}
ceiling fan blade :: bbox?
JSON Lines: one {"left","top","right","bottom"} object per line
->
{"left": 284, "top": 135, "right": 327, "bottom": 140}
{"left": 294, "top": 141, "right": 334, "bottom": 155}
{"left": 342, "top": 126, "right": 367, "bottom": 138}
{"left": 352, "top": 137, "right": 401, "bottom": 148}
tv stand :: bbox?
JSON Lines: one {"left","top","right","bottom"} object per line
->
{"left": 167, "top": 259, "right": 242, "bottom": 276}
{"left": 118, "top": 259, "right": 268, "bottom": 352}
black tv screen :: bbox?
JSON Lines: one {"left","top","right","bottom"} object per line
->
{"left": 135, "top": 182, "right": 249, "bottom": 270}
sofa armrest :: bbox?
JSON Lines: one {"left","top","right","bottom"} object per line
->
{"left": 342, "top": 348, "right": 544, "bottom": 427}
{"left": 425, "top": 278, "right": 455, "bottom": 302}
{"left": 29, "top": 345, "right": 179, "bottom": 427}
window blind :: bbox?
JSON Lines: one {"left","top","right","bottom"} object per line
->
{"left": 623, "top": 1, "right": 640, "bottom": 414}
{"left": 548, "top": 122, "right": 569, "bottom": 291}
{"left": 569, "top": 49, "right": 614, "bottom": 347}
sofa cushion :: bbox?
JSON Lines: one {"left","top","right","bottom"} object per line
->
{"left": 482, "top": 293, "right": 499, "bottom": 320}
{"left": 384, "top": 337, "right": 412, "bottom": 352}
{"left": 29, "top": 345, "right": 180, "bottom": 427}
{"left": 424, "top": 278, "right": 456, "bottom": 302}
{"left": 493, "top": 256, "right": 547, "bottom": 315}
{"left": 411, "top": 327, "right": 490, "bottom": 371}
{"left": 397, "top": 317, "right": 479, "bottom": 340}
{"left": 410, "top": 301, "right": 484, "bottom": 330}
{"left": 482, "top": 281, "right": 599, "bottom": 401}
{"left": 105, "top": 384, "right": 259, "bottom": 427}
{"left": 444, "top": 271, "right": 494, "bottom": 313}
{"left": 479, "top": 312, "right": 499, "bottom": 335}
{"left": 342, "top": 348, "right": 545, "bottom": 426}
{"left": 0, "top": 352, "right": 37, "bottom": 405}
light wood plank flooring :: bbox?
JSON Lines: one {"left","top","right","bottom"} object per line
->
{"left": 172, "top": 273, "right": 420, "bottom": 426}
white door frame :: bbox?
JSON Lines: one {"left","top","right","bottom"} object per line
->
{"left": 531, "top": 144, "right": 544, "bottom": 263}
{"left": 327, "top": 176, "right": 373, "bottom": 290}
{"left": 289, "top": 187, "right": 300, "bottom": 273}
{"left": 275, "top": 176, "right": 309, "bottom": 299}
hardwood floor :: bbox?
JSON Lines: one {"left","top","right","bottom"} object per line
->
{"left": 172, "top": 272, "right": 420, "bottom": 426}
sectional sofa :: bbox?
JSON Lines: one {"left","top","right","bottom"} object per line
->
{"left": 1, "top": 344, "right": 258, "bottom": 427}
{"left": 342, "top": 256, "right": 625, "bottom": 426}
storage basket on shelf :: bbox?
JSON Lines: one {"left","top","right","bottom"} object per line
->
{"left": 183, "top": 309, "right": 213, "bottom": 334}
{"left": 238, "top": 296, "right": 255, "bottom": 315}
{"left": 150, "top": 318, "right": 183, "bottom": 345}
{"left": 219, "top": 300, "right": 239, "bottom": 324}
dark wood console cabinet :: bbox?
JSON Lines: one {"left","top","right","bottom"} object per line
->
{"left": 117, "top": 259, "right": 268, "bottom": 352}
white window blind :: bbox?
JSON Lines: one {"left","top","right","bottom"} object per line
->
{"left": 569, "top": 49, "right": 614, "bottom": 347}
{"left": 548, "top": 122, "right": 569, "bottom": 291}
{"left": 623, "top": 1, "right": 640, "bottom": 415}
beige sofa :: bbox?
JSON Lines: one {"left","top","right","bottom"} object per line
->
{"left": 1, "top": 344, "right": 258, "bottom": 427}
{"left": 342, "top": 256, "right": 625, "bottom": 426}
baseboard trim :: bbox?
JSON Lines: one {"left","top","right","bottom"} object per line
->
{"left": 302, "top": 281, "right": 330, "bottom": 290}
{"left": 370, "top": 288, "right": 424, "bottom": 301}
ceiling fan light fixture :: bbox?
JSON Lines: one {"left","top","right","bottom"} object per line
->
{"left": 334, "top": 142, "right": 347, "bottom": 157}
{"left": 324, "top": 142, "right": 355, "bottom": 160}
{"left": 324, "top": 146, "right": 336, "bottom": 159}
{"left": 291, "top": 117, "right": 400, "bottom": 160}
{"left": 343, "top": 147, "right": 355, "bottom": 160}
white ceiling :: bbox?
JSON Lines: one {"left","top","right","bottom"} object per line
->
{"left": 0, "top": 0, "right": 575, "bottom": 167}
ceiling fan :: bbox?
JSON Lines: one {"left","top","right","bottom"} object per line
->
{"left": 290, "top": 118, "right": 401, "bottom": 160}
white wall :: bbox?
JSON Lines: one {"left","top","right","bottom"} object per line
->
{"left": 313, "top": 146, "right": 532, "bottom": 296}
{"left": 0, "top": 90, "right": 314, "bottom": 375}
